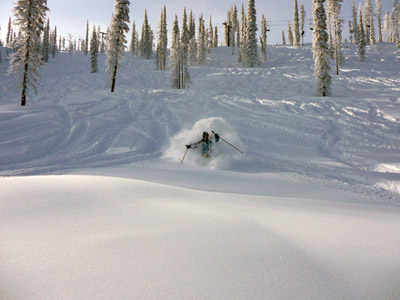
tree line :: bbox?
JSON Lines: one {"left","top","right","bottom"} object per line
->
{"left": 1, "top": 0, "right": 400, "bottom": 105}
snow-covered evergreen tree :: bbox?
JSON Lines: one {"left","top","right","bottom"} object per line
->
{"left": 231, "top": 4, "right": 238, "bottom": 54}
{"left": 188, "top": 34, "right": 197, "bottom": 65}
{"left": 188, "top": 11, "right": 195, "bottom": 41}
{"left": 170, "top": 15, "right": 184, "bottom": 88}
{"left": 160, "top": 6, "right": 167, "bottom": 69}
{"left": 300, "top": 4, "right": 306, "bottom": 45}
{"left": 224, "top": 9, "right": 232, "bottom": 47}
{"left": 50, "top": 26, "right": 57, "bottom": 58}
{"left": 197, "top": 14, "right": 207, "bottom": 64}
{"left": 282, "top": 30, "right": 286, "bottom": 45}
{"left": 376, "top": 0, "right": 383, "bottom": 42}
{"left": 8, "top": 0, "right": 49, "bottom": 106}
{"left": 130, "top": 21, "right": 137, "bottom": 55}
{"left": 326, "top": 0, "right": 335, "bottom": 57}
{"left": 312, "top": 0, "right": 331, "bottom": 96}
{"left": 384, "top": 11, "right": 391, "bottom": 42}
{"left": 106, "top": 0, "right": 130, "bottom": 92}
{"left": 140, "top": 9, "right": 152, "bottom": 59}
{"left": 364, "top": 0, "right": 373, "bottom": 45}
{"left": 329, "top": 0, "right": 344, "bottom": 73}
{"left": 90, "top": 26, "right": 98, "bottom": 73}
{"left": 245, "top": 0, "right": 259, "bottom": 67}
{"left": 156, "top": 7, "right": 167, "bottom": 70}
{"left": 293, "top": 0, "right": 300, "bottom": 46}
{"left": 84, "top": 21, "right": 89, "bottom": 55}
{"left": 391, "top": 0, "right": 399, "bottom": 44}
{"left": 42, "top": 18, "right": 50, "bottom": 63}
{"left": 288, "top": 22, "right": 294, "bottom": 46}
{"left": 208, "top": 16, "right": 214, "bottom": 49}
{"left": 352, "top": 0, "right": 359, "bottom": 44}
{"left": 238, "top": 3, "right": 247, "bottom": 63}
{"left": 260, "top": 15, "right": 267, "bottom": 62}
{"left": 181, "top": 8, "right": 190, "bottom": 68}
{"left": 6, "top": 17, "right": 12, "bottom": 56}
{"left": 214, "top": 26, "right": 219, "bottom": 47}
{"left": 369, "top": 14, "right": 376, "bottom": 45}
{"left": 357, "top": 3, "right": 367, "bottom": 62}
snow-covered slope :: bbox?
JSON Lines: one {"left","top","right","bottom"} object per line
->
{"left": 1, "top": 44, "right": 400, "bottom": 299}
{"left": 1, "top": 44, "right": 400, "bottom": 200}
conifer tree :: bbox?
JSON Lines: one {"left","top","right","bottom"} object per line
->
{"left": 376, "top": 0, "right": 383, "bottom": 42}
{"left": 312, "top": 0, "right": 331, "bottom": 96}
{"left": 181, "top": 8, "right": 190, "bottom": 67}
{"left": 385, "top": 11, "right": 394, "bottom": 42}
{"left": 357, "top": 4, "right": 367, "bottom": 62}
{"left": 214, "top": 26, "right": 219, "bottom": 47}
{"left": 50, "top": 26, "right": 57, "bottom": 58}
{"left": 238, "top": 3, "right": 247, "bottom": 63}
{"left": 369, "top": 14, "right": 376, "bottom": 44}
{"left": 130, "top": 21, "right": 137, "bottom": 55}
{"left": 90, "top": 26, "right": 98, "bottom": 73}
{"left": 208, "top": 16, "right": 214, "bottom": 49}
{"left": 8, "top": 0, "right": 49, "bottom": 106}
{"left": 42, "top": 18, "right": 50, "bottom": 62}
{"left": 282, "top": 30, "right": 286, "bottom": 45}
{"left": 188, "top": 11, "right": 195, "bottom": 41}
{"left": 245, "top": 0, "right": 259, "bottom": 67}
{"left": 6, "top": 17, "right": 12, "bottom": 56}
{"left": 170, "top": 15, "right": 181, "bottom": 88}
{"left": 231, "top": 4, "right": 238, "bottom": 54}
{"left": 156, "top": 8, "right": 166, "bottom": 70}
{"left": 288, "top": 22, "right": 294, "bottom": 46}
{"left": 364, "top": 0, "right": 373, "bottom": 45}
{"left": 106, "top": 0, "right": 130, "bottom": 92}
{"left": 159, "top": 6, "right": 167, "bottom": 69}
{"left": 351, "top": 0, "right": 359, "bottom": 44}
{"left": 260, "top": 15, "right": 267, "bottom": 62}
{"left": 197, "top": 14, "right": 207, "bottom": 64}
{"left": 391, "top": 0, "right": 399, "bottom": 44}
{"left": 293, "top": 0, "right": 300, "bottom": 46}
{"left": 224, "top": 9, "right": 232, "bottom": 47}
{"left": 140, "top": 9, "right": 152, "bottom": 59}
{"left": 188, "top": 34, "right": 197, "bottom": 65}
{"left": 84, "top": 21, "right": 89, "bottom": 55}
{"left": 300, "top": 4, "right": 306, "bottom": 45}
{"left": 329, "top": 0, "right": 344, "bottom": 73}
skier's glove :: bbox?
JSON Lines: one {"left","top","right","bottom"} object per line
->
{"left": 214, "top": 133, "right": 219, "bottom": 139}
{"left": 185, "top": 144, "right": 191, "bottom": 149}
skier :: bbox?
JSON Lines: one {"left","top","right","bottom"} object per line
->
{"left": 185, "top": 131, "right": 220, "bottom": 158}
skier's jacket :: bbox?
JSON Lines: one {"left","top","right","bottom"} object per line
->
{"left": 186, "top": 132, "right": 219, "bottom": 157}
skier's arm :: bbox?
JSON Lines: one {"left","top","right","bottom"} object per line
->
{"left": 186, "top": 139, "right": 202, "bottom": 149}
{"left": 213, "top": 132, "right": 220, "bottom": 142}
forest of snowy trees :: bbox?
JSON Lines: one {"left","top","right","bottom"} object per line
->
{"left": 1, "top": 0, "right": 400, "bottom": 104}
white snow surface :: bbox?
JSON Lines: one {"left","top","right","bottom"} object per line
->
{"left": 1, "top": 44, "right": 400, "bottom": 299}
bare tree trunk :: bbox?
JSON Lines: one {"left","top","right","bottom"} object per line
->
{"left": 21, "top": 2, "right": 33, "bottom": 106}
{"left": 111, "top": 64, "right": 117, "bottom": 92}
{"left": 110, "top": 35, "right": 120, "bottom": 93}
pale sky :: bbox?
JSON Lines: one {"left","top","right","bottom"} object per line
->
{"left": 0, "top": 0, "right": 394, "bottom": 45}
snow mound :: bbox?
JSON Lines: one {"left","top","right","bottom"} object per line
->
{"left": 163, "top": 117, "right": 244, "bottom": 168}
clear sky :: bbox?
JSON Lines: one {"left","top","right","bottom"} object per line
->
{"left": 0, "top": 0, "right": 395, "bottom": 46}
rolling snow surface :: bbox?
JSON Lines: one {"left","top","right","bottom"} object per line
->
{"left": 1, "top": 44, "right": 400, "bottom": 299}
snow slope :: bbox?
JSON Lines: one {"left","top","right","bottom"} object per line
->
{"left": 1, "top": 44, "right": 400, "bottom": 299}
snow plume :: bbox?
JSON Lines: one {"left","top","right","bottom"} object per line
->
{"left": 163, "top": 117, "right": 244, "bottom": 169}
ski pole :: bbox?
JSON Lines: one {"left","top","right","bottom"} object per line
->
{"left": 180, "top": 147, "right": 189, "bottom": 163}
{"left": 212, "top": 131, "right": 243, "bottom": 154}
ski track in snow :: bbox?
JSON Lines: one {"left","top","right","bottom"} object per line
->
{"left": 1, "top": 44, "right": 400, "bottom": 203}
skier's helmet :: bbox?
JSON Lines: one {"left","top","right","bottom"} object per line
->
{"left": 202, "top": 131, "right": 209, "bottom": 140}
